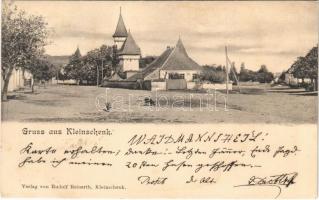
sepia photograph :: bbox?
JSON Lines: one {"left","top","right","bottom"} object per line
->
{"left": 1, "top": 1, "right": 318, "bottom": 199}
{"left": 1, "top": 1, "right": 317, "bottom": 123}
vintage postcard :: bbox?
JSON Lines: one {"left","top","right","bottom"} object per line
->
{"left": 1, "top": 1, "right": 318, "bottom": 198}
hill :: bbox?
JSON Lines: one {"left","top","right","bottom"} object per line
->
{"left": 45, "top": 55, "right": 70, "bottom": 67}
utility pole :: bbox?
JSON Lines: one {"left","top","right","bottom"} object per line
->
{"left": 225, "top": 46, "right": 229, "bottom": 97}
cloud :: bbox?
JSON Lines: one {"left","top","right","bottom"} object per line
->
{"left": 52, "top": 29, "right": 111, "bottom": 40}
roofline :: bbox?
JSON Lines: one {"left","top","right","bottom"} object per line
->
{"left": 158, "top": 47, "right": 176, "bottom": 69}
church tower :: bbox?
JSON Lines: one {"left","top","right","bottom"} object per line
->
{"left": 117, "top": 30, "right": 141, "bottom": 77}
{"left": 112, "top": 9, "right": 141, "bottom": 79}
{"left": 113, "top": 8, "right": 128, "bottom": 50}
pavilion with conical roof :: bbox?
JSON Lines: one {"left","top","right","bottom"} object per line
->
{"left": 138, "top": 38, "right": 202, "bottom": 82}
{"left": 160, "top": 38, "right": 201, "bottom": 71}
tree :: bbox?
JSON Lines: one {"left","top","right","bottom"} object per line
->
{"left": 256, "top": 65, "right": 274, "bottom": 83}
{"left": 239, "top": 63, "right": 274, "bottom": 83}
{"left": 229, "top": 62, "right": 239, "bottom": 83}
{"left": 291, "top": 46, "right": 318, "bottom": 90}
{"left": 63, "top": 47, "right": 82, "bottom": 82}
{"left": 239, "top": 64, "right": 251, "bottom": 82}
{"left": 63, "top": 45, "right": 114, "bottom": 85}
{"left": 28, "top": 58, "right": 56, "bottom": 91}
{"left": 304, "top": 46, "right": 318, "bottom": 90}
{"left": 258, "top": 64, "right": 268, "bottom": 73}
{"left": 2, "top": 2, "right": 49, "bottom": 100}
{"left": 139, "top": 55, "right": 157, "bottom": 69}
{"left": 292, "top": 57, "right": 308, "bottom": 83}
{"left": 80, "top": 45, "right": 113, "bottom": 84}
{"left": 200, "top": 65, "right": 226, "bottom": 83}
{"left": 99, "top": 45, "right": 114, "bottom": 79}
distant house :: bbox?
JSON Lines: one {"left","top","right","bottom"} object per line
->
{"left": 2, "top": 68, "right": 32, "bottom": 92}
{"left": 284, "top": 66, "right": 311, "bottom": 85}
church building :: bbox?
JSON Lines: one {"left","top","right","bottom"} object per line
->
{"left": 112, "top": 10, "right": 141, "bottom": 79}
{"left": 109, "top": 9, "right": 203, "bottom": 90}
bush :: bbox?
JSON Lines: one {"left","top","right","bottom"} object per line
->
{"left": 305, "top": 84, "right": 315, "bottom": 91}
{"left": 200, "top": 69, "right": 226, "bottom": 83}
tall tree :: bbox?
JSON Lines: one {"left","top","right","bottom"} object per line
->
{"left": 304, "top": 46, "right": 318, "bottom": 90}
{"left": 2, "top": 2, "right": 49, "bottom": 100}
{"left": 257, "top": 65, "right": 273, "bottom": 83}
{"left": 292, "top": 57, "right": 308, "bottom": 83}
{"left": 99, "top": 45, "right": 113, "bottom": 79}
{"left": 28, "top": 58, "right": 55, "bottom": 92}
{"left": 258, "top": 64, "right": 269, "bottom": 73}
{"left": 291, "top": 46, "right": 318, "bottom": 90}
{"left": 63, "top": 47, "right": 82, "bottom": 82}
{"left": 64, "top": 45, "right": 114, "bottom": 85}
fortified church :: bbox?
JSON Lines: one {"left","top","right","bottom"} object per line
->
{"left": 110, "top": 10, "right": 202, "bottom": 83}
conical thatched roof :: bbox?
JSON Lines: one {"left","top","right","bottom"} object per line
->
{"left": 161, "top": 38, "right": 202, "bottom": 70}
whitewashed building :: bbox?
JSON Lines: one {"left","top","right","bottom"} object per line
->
{"left": 2, "top": 68, "right": 32, "bottom": 92}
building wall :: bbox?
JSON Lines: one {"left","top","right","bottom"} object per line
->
{"left": 159, "top": 70, "right": 201, "bottom": 81}
{"left": 151, "top": 81, "right": 166, "bottom": 91}
{"left": 144, "top": 68, "right": 160, "bottom": 80}
{"left": 119, "top": 55, "right": 140, "bottom": 72}
{"left": 114, "top": 37, "right": 126, "bottom": 50}
{"left": 202, "top": 83, "right": 232, "bottom": 90}
{"left": 285, "top": 73, "right": 298, "bottom": 85}
{"left": 2, "top": 68, "right": 32, "bottom": 92}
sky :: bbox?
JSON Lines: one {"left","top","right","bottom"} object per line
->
{"left": 16, "top": 1, "right": 318, "bottom": 73}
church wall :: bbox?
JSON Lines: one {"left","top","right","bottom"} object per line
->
{"left": 160, "top": 69, "right": 201, "bottom": 82}
{"left": 126, "top": 71, "right": 138, "bottom": 79}
{"left": 5, "top": 68, "right": 29, "bottom": 92}
{"left": 119, "top": 55, "right": 140, "bottom": 72}
{"left": 114, "top": 37, "right": 126, "bottom": 50}
{"left": 144, "top": 68, "right": 160, "bottom": 80}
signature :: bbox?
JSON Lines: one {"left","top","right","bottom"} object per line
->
{"left": 137, "top": 176, "right": 168, "bottom": 185}
{"left": 234, "top": 172, "right": 298, "bottom": 198}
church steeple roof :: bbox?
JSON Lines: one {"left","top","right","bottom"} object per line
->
{"left": 72, "top": 45, "right": 81, "bottom": 59}
{"left": 161, "top": 38, "right": 202, "bottom": 70}
{"left": 118, "top": 31, "right": 141, "bottom": 55}
{"left": 113, "top": 9, "right": 128, "bottom": 38}
{"left": 75, "top": 46, "right": 81, "bottom": 56}
{"left": 176, "top": 37, "right": 188, "bottom": 56}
